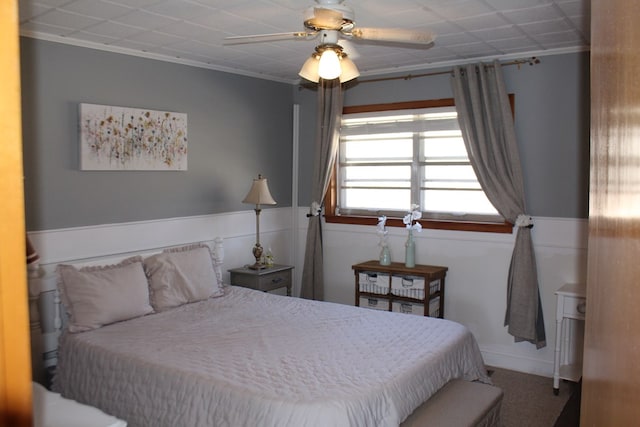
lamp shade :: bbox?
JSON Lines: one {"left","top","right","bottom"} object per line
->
{"left": 339, "top": 55, "right": 360, "bottom": 83}
{"left": 298, "top": 55, "right": 320, "bottom": 83}
{"left": 242, "top": 174, "right": 277, "bottom": 206}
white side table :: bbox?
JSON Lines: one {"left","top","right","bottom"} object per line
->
{"left": 553, "top": 282, "right": 586, "bottom": 395}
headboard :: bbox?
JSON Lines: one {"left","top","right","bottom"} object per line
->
{"left": 28, "top": 237, "right": 224, "bottom": 387}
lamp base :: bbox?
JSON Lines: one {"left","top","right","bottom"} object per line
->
{"left": 249, "top": 243, "right": 266, "bottom": 270}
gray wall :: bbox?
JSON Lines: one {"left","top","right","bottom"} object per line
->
{"left": 21, "top": 38, "right": 293, "bottom": 231}
{"left": 294, "top": 51, "right": 590, "bottom": 219}
{"left": 22, "top": 39, "right": 589, "bottom": 231}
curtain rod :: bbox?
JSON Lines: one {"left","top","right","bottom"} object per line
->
{"left": 353, "top": 56, "right": 541, "bottom": 85}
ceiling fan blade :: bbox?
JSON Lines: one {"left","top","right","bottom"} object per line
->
{"left": 350, "top": 28, "right": 436, "bottom": 45}
{"left": 223, "top": 32, "right": 314, "bottom": 45}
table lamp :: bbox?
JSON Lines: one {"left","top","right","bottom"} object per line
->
{"left": 242, "top": 174, "right": 276, "bottom": 269}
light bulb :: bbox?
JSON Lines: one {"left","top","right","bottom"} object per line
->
{"left": 318, "top": 49, "right": 341, "bottom": 80}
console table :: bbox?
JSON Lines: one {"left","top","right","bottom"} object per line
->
{"left": 352, "top": 261, "right": 447, "bottom": 318}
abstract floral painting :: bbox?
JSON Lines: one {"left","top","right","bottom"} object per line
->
{"left": 79, "top": 103, "right": 188, "bottom": 170}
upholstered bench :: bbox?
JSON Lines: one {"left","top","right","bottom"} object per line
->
{"left": 400, "top": 379, "right": 503, "bottom": 427}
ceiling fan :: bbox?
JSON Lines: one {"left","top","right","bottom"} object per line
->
{"left": 223, "top": 0, "right": 436, "bottom": 83}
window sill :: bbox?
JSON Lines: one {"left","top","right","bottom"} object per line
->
{"left": 324, "top": 214, "right": 513, "bottom": 234}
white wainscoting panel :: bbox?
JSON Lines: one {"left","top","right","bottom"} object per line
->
{"left": 297, "top": 210, "right": 588, "bottom": 377}
{"left": 29, "top": 208, "right": 293, "bottom": 281}
{"left": 30, "top": 209, "right": 586, "bottom": 378}
{"left": 28, "top": 208, "right": 295, "bottom": 374}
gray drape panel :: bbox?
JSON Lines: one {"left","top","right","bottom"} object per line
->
{"left": 451, "top": 61, "right": 546, "bottom": 349}
{"left": 300, "top": 79, "right": 343, "bottom": 300}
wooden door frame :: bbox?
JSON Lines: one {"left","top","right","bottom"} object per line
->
{"left": 0, "top": 1, "right": 33, "bottom": 426}
{"left": 581, "top": 0, "right": 640, "bottom": 424}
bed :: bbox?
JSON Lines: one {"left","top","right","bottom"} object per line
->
{"left": 47, "top": 239, "right": 491, "bottom": 427}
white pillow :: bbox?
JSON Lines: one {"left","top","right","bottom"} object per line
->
{"left": 144, "top": 244, "right": 224, "bottom": 312}
{"left": 57, "top": 256, "right": 153, "bottom": 333}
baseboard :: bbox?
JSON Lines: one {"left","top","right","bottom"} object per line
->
{"left": 481, "top": 347, "right": 555, "bottom": 378}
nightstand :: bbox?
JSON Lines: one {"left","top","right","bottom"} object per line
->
{"left": 228, "top": 264, "right": 294, "bottom": 296}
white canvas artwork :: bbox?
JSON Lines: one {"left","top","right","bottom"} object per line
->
{"left": 79, "top": 103, "right": 188, "bottom": 171}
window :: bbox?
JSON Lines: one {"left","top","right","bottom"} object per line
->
{"left": 324, "top": 99, "right": 512, "bottom": 233}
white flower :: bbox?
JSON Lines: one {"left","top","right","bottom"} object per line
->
{"left": 404, "top": 206, "right": 422, "bottom": 232}
{"left": 377, "top": 215, "right": 387, "bottom": 232}
{"left": 377, "top": 215, "right": 389, "bottom": 246}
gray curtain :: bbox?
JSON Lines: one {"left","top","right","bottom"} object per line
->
{"left": 300, "top": 79, "right": 344, "bottom": 300}
{"left": 451, "top": 61, "right": 546, "bottom": 349}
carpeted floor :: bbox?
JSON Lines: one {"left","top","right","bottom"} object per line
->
{"left": 487, "top": 367, "right": 579, "bottom": 427}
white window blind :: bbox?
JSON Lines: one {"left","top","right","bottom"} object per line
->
{"left": 337, "top": 106, "right": 502, "bottom": 223}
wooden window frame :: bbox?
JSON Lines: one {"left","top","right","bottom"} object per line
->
{"left": 324, "top": 98, "right": 514, "bottom": 234}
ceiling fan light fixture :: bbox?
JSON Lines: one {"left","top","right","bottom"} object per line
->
{"left": 339, "top": 54, "right": 359, "bottom": 83}
{"left": 298, "top": 54, "right": 320, "bottom": 82}
{"left": 318, "top": 48, "right": 341, "bottom": 80}
{"left": 225, "top": 1, "right": 437, "bottom": 81}
{"left": 299, "top": 41, "right": 360, "bottom": 83}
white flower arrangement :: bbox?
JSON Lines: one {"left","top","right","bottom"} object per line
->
{"left": 377, "top": 215, "right": 389, "bottom": 246}
{"left": 403, "top": 204, "right": 423, "bottom": 232}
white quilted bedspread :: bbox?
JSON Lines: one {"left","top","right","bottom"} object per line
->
{"left": 55, "top": 286, "right": 489, "bottom": 427}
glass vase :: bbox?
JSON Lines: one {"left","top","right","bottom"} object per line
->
{"left": 379, "top": 245, "right": 391, "bottom": 266}
{"left": 405, "top": 230, "right": 416, "bottom": 268}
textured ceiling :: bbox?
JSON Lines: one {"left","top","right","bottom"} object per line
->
{"left": 18, "top": 0, "right": 591, "bottom": 84}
